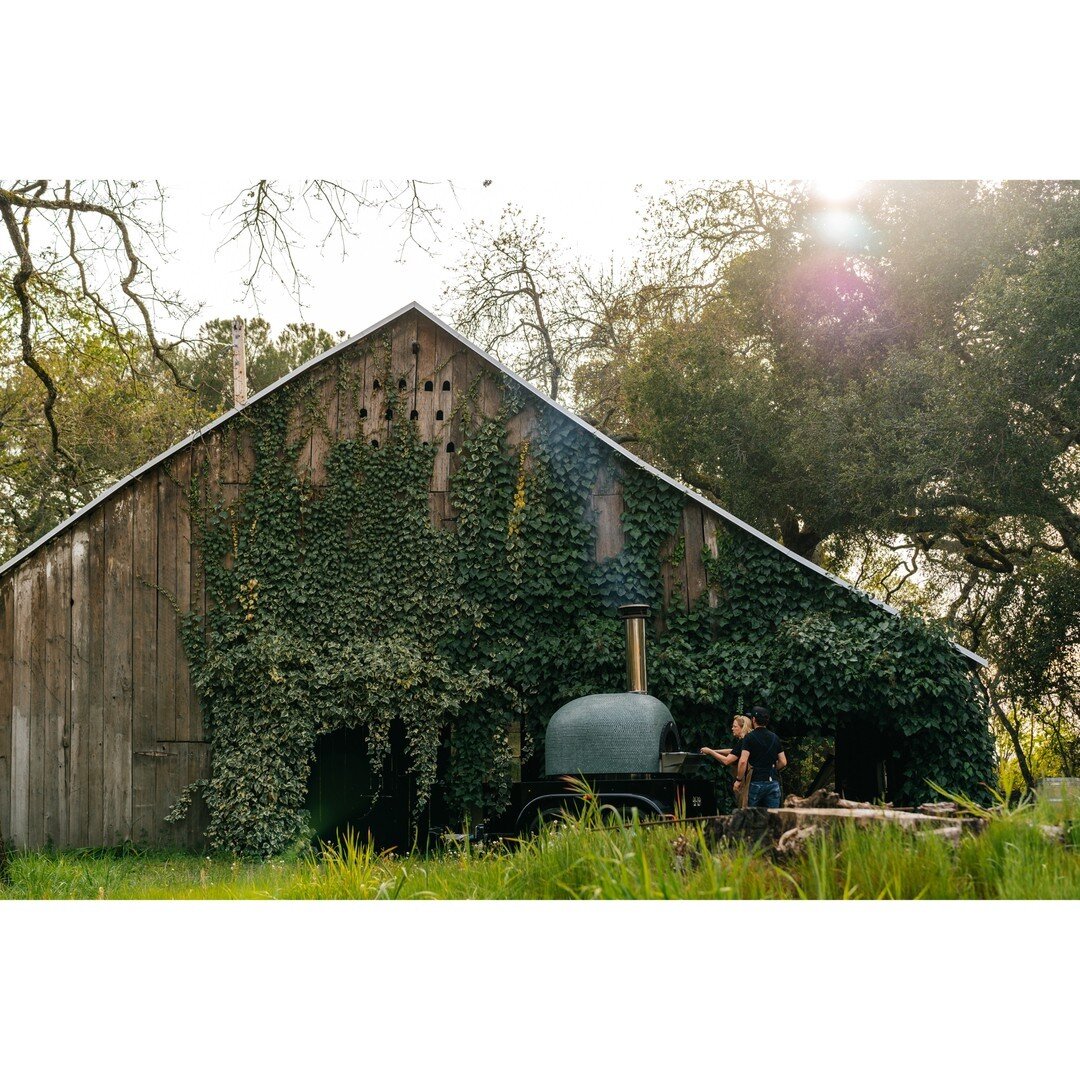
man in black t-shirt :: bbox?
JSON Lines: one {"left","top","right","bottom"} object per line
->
{"left": 734, "top": 706, "right": 786, "bottom": 809}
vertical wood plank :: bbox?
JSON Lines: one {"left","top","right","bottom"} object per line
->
{"left": 431, "top": 329, "right": 457, "bottom": 492}
{"left": 505, "top": 401, "right": 539, "bottom": 448}
{"left": 211, "top": 430, "right": 242, "bottom": 576}
{"left": 172, "top": 452, "right": 194, "bottom": 745}
{"left": 682, "top": 502, "right": 707, "bottom": 610}
{"left": 309, "top": 373, "right": 339, "bottom": 486}
{"left": 287, "top": 380, "right": 313, "bottom": 482}
{"left": 154, "top": 447, "right": 194, "bottom": 842}
{"left": 594, "top": 458, "right": 617, "bottom": 496}
{"left": 702, "top": 512, "right": 720, "bottom": 608}
{"left": 365, "top": 337, "right": 387, "bottom": 449}
{"left": 186, "top": 741, "right": 211, "bottom": 849}
{"left": 337, "top": 348, "right": 365, "bottom": 443}
{"left": 415, "top": 316, "right": 438, "bottom": 451}
{"left": 155, "top": 469, "right": 177, "bottom": 745}
{"left": 44, "top": 534, "right": 72, "bottom": 847}
{"left": 479, "top": 360, "right": 503, "bottom": 421}
{"left": 428, "top": 491, "right": 458, "bottom": 533}
{"left": 236, "top": 415, "right": 257, "bottom": 485}
{"left": 154, "top": 743, "right": 185, "bottom": 850}
{"left": 103, "top": 490, "right": 133, "bottom": 846}
{"left": 384, "top": 317, "right": 404, "bottom": 447}
{"left": 0, "top": 576, "right": 14, "bottom": 843}
{"left": 10, "top": 566, "right": 32, "bottom": 847}
{"left": 69, "top": 524, "right": 91, "bottom": 847}
{"left": 407, "top": 315, "right": 421, "bottom": 432}
{"left": 674, "top": 515, "right": 690, "bottom": 613}
{"left": 186, "top": 442, "right": 209, "bottom": 745}
{"left": 465, "top": 348, "right": 492, "bottom": 419}
{"left": 594, "top": 489, "right": 626, "bottom": 563}
{"left": 86, "top": 509, "right": 106, "bottom": 846}
{"left": 28, "top": 556, "right": 46, "bottom": 849}
{"left": 132, "top": 476, "right": 158, "bottom": 843}
{"left": 388, "top": 311, "right": 417, "bottom": 447}
{"left": 657, "top": 532, "right": 677, "bottom": 632}
{"left": 447, "top": 345, "right": 468, "bottom": 482}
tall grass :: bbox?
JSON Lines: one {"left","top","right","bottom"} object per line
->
{"left": 4, "top": 794, "right": 1080, "bottom": 899}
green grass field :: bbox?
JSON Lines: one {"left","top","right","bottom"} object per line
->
{"left": 4, "top": 792, "right": 1080, "bottom": 899}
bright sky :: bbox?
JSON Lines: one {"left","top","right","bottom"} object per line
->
{"left": 157, "top": 178, "right": 651, "bottom": 338}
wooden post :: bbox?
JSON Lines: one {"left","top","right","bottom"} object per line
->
{"left": 232, "top": 317, "right": 247, "bottom": 407}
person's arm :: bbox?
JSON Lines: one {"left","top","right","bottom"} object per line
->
{"left": 733, "top": 749, "right": 751, "bottom": 790}
{"left": 776, "top": 751, "right": 788, "bottom": 771}
{"left": 700, "top": 747, "right": 738, "bottom": 766}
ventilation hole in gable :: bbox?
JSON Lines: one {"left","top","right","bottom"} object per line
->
{"left": 424, "top": 380, "right": 434, "bottom": 391}
{"left": 446, "top": 442, "right": 456, "bottom": 454}
{"left": 370, "top": 439, "right": 380, "bottom": 448}
{"left": 442, "top": 380, "right": 451, "bottom": 392}
{"left": 410, "top": 410, "right": 419, "bottom": 421}
{"left": 359, "top": 408, "right": 368, "bottom": 419}
{"left": 398, "top": 377, "right": 407, "bottom": 390}
{"left": 436, "top": 410, "right": 444, "bottom": 421}
{"left": 372, "top": 379, "right": 380, "bottom": 391}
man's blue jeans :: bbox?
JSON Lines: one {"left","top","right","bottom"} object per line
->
{"left": 748, "top": 779, "right": 781, "bottom": 809}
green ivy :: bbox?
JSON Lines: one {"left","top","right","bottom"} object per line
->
{"left": 171, "top": 361, "right": 994, "bottom": 855}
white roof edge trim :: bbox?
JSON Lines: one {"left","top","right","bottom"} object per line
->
{"left": 1, "top": 299, "right": 987, "bottom": 669}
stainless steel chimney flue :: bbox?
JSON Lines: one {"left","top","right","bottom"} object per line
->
{"left": 618, "top": 604, "right": 651, "bottom": 694}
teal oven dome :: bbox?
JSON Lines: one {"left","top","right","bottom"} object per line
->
{"left": 544, "top": 693, "right": 680, "bottom": 776}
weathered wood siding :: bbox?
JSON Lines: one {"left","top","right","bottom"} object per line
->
{"left": 0, "top": 310, "right": 721, "bottom": 850}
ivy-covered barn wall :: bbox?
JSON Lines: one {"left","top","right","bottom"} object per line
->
{"left": 0, "top": 307, "right": 995, "bottom": 854}
{"left": 174, "top": 314, "right": 994, "bottom": 856}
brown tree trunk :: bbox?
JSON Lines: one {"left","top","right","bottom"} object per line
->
{"left": 779, "top": 514, "right": 821, "bottom": 562}
{"left": 988, "top": 693, "right": 1037, "bottom": 793}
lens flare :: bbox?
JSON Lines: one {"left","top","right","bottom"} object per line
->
{"left": 818, "top": 209, "right": 863, "bottom": 246}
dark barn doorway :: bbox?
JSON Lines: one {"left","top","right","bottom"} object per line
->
{"left": 834, "top": 718, "right": 897, "bottom": 803}
{"left": 305, "top": 724, "right": 414, "bottom": 853}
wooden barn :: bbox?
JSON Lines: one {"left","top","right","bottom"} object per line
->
{"left": 0, "top": 302, "right": 987, "bottom": 852}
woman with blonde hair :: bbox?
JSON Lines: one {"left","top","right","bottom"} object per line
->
{"left": 701, "top": 714, "right": 754, "bottom": 807}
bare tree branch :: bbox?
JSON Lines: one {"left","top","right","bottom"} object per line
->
{"left": 0, "top": 192, "right": 74, "bottom": 467}
{"left": 216, "top": 179, "right": 449, "bottom": 305}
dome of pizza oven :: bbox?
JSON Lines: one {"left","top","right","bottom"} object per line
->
{"left": 544, "top": 693, "right": 681, "bottom": 776}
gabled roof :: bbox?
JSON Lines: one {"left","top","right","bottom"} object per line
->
{"left": 0, "top": 300, "right": 987, "bottom": 666}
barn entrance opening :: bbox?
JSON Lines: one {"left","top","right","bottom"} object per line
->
{"left": 834, "top": 717, "right": 896, "bottom": 803}
{"left": 305, "top": 723, "right": 414, "bottom": 853}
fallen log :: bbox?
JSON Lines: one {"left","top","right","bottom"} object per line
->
{"left": 917, "top": 802, "right": 963, "bottom": 817}
{"left": 773, "top": 805, "right": 982, "bottom": 833}
{"left": 702, "top": 792, "right": 987, "bottom": 853}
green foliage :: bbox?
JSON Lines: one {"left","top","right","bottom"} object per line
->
{"left": 615, "top": 180, "right": 1080, "bottom": 794}
{"left": 175, "top": 357, "right": 993, "bottom": 855}
{"left": 0, "top": 305, "right": 343, "bottom": 565}
{"left": 649, "top": 535, "right": 994, "bottom": 806}
{"left": 0, "top": 318, "right": 211, "bottom": 562}
{"left": 180, "top": 350, "right": 493, "bottom": 855}
{"left": 179, "top": 319, "right": 342, "bottom": 412}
